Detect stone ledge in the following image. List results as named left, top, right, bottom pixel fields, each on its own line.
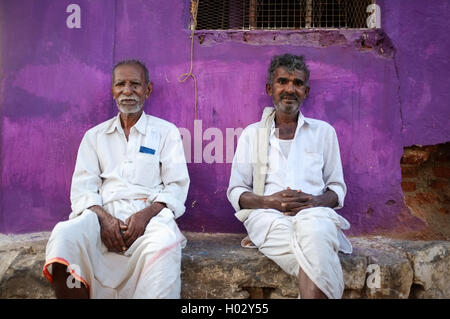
left=0, top=232, right=449, bottom=299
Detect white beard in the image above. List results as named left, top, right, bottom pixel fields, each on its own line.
left=115, top=95, right=143, bottom=114
left=273, top=99, right=300, bottom=114
left=117, top=103, right=143, bottom=114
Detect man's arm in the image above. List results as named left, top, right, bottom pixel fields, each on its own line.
left=89, top=205, right=128, bottom=253
left=239, top=187, right=337, bottom=215
left=70, top=131, right=103, bottom=217
left=227, top=127, right=255, bottom=211
left=280, top=188, right=338, bottom=216
left=321, top=125, right=346, bottom=209
left=121, top=202, right=166, bottom=248
left=152, top=125, right=190, bottom=218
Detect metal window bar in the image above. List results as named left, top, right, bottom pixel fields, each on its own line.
left=194, top=0, right=375, bottom=30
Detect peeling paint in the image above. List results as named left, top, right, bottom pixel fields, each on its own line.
left=196, top=29, right=395, bottom=58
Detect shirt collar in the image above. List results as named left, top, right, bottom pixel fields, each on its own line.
left=106, top=111, right=147, bottom=135
left=270, top=111, right=310, bottom=137
left=133, top=111, right=147, bottom=135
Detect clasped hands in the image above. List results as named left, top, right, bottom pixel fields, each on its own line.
left=98, top=211, right=148, bottom=253
left=266, top=187, right=326, bottom=216
left=91, top=202, right=165, bottom=253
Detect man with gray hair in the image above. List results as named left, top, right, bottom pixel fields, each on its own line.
left=227, top=54, right=352, bottom=299
left=43, top=59, right=190, bottom=298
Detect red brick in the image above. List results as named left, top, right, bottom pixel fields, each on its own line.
left=408, top=205, right=425, bottom=220
left=435, top=151, right=450, bottom=162
left=401, top=182, right=416, bottom=192
left=430, top=180, right=449, bottom=190
left=415, top=192, right=438, bottom=205
left=401, top=148, right=431, bottom=165
left=436, top=143, right=450, bottom=162
left=432, top=166, right=450, bottom=179
left=401, top=165, right=419, bottom=178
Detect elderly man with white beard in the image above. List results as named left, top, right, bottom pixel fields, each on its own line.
left=43, top=59, right=190, bottom=299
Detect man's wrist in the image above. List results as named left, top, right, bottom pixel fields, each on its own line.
left=261, top=195, right=272, bottom=210
left=89, top=205, right=106, bottom=218
left=238, top=192, right=269, bottom=210
left=88, top=205, right=112, bottom=225
left=151, top=201, right=166, bottom=214
left=320, top=189, right=338, bottom=208
left=141, top=202, right=166, bottom=221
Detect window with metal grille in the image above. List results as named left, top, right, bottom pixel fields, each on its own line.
left=194, top=0, right=376, bottom=30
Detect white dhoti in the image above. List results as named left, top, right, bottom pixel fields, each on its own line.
left=43, top=199, right=186, bottom=299
left=244, top=206, right=352, bottom=299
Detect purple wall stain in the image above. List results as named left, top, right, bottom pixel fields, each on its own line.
left=1, top=0, right=448, bottom=236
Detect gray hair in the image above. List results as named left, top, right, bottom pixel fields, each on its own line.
left=113, top=59, right=150, bottom=84
left=267, top=54, right=310, bottom=86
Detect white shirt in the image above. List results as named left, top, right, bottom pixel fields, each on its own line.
left=70, top=111, right=190, bottom=219
left=227, top=112, right=349, bottom=249
left=228, top=112, right=346, bottom=210
left=277, top=138, right=292, bottom=159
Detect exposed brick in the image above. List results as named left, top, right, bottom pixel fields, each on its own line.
left=408, top=205, right=425, bottom=220
left=430, top=180, right=449, bottom=190
left=401, top=182, right=416, bottom=192
left=432, top=167, right=450, bottom=179
left=401, top=143, right=449, bottom=238
left=435, top=152, right=450, bottom=162
left=401, top=165, right=419, bottom=178
left=415, top=192, right=438, bottom=206
left=435, top=143, right=450, bottom=162
left=401, top=148, right=431, bottom=165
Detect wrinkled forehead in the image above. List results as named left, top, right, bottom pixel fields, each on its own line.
left=112, top=64, right=146, bottom=82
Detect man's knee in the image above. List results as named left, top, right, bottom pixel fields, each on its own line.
left=294, top=216, right=339, bottom=249
left=50, top=211, right=98, bottom=242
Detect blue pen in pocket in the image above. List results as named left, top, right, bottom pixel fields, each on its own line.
left=139, top=146, right=155, bottom=155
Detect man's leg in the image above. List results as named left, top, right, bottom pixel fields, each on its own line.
left=298, top=266, right=327, bottom=299
left=291, top=211, right=344, bottom=299
left=257, top=212, right=343, bottom=299
left=120, top=208, right=186, bottom=299
left=44, top=210, right=102, bottom=299
left=257, top=218, right=328, bottom=299
left=51, top=262, right=89, bottom=299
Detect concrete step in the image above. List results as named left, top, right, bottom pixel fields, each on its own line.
left=0, top=232, right=449, bottom=299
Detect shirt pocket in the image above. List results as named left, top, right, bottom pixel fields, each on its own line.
left=133, top=152, right=161, bottom=187
left=302, top=151, right=324, bottom=186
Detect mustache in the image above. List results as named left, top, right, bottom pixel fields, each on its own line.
left=117, top=95, right=139, bottom=103
left=280, top=93, right=299, bottom=100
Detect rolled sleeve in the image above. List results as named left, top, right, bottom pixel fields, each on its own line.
left=322, top=126, right=347, bottom=210
left=228, top=187, right=252, bottom=212
left=70, top=131, right=103, bottom=218
left=70, top=193, right=103, bottom=218
left=155, top=126, right=190, bottom=219
left=227, top=127, right=254, bottom=212
left=153, top=193, right=185, bottom=218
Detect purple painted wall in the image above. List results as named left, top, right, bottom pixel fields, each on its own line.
left=1, top=0, right=449, bottom=236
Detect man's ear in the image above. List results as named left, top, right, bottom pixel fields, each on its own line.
left=305, top=86, right=310, bottom=97
left=266, top=83, right=273, bottom=96
left=146, top=82, right=153, bottom=98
